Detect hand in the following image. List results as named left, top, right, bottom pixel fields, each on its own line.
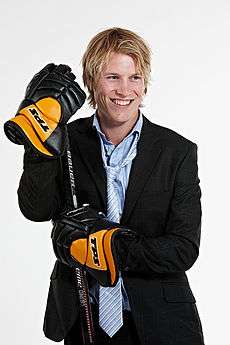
left=51, top=205, right=137, bottom=287
left=4, top=63, right=86, bottom=158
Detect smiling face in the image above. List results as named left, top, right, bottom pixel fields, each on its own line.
left=94, top=52, right=145, bottom=128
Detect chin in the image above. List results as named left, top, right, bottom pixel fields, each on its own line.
left=113, top=105, right=138, bottom=116
left=97, top=101, right=140, bottom=125
left=108, top=111, right=134, bottom=123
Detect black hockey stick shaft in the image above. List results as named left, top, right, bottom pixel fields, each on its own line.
left=66, top=133, right=96, bottom=345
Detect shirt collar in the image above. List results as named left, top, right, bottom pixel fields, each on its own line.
left=92, top=110, right=143, bottom=144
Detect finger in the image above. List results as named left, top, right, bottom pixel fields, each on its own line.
left=65, top=71, right=76, bottom=80
left=43, top=63, right=56, bottom=72
left=55, top=64, right=72, bottom=74
left=37, top=63, right=56, bottom=76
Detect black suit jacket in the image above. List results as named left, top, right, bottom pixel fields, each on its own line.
left=18, top=114, right=204, bottom=344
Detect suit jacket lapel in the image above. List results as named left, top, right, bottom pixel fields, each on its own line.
left=120, top=116, right=162, bottom=224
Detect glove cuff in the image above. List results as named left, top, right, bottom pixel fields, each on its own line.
left=115, top=233, right=138, bottom=271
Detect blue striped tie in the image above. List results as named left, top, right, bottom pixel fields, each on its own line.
left=99, top=165, right=123, bottom=337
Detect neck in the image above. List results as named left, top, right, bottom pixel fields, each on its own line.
left=96, top=112, right=139, bottom=146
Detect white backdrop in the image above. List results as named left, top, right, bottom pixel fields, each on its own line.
left=1, top=0, right=229, bottom=344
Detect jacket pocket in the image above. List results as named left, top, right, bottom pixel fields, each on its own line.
left=160, top=282, right=204, bottom=340
left=162, top=282, right=196, bottom=303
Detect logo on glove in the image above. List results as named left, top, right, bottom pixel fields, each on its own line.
left=29, top=107, right=50, bottom=132
left=90, top=237, right=100, bottom=266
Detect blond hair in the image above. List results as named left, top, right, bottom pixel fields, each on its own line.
left=82, top=27, right=152, bottom=108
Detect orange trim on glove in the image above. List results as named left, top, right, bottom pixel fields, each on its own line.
left=7, top=97, right=62, bottom=157
left=70, top=228, right=120, bottom=285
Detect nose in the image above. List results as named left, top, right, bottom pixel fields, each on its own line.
left=116, top=79, right=131, bottom=97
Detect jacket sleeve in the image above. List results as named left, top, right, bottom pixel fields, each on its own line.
left=117, top=143, right=202, bottom=275
left=17, top=149, right=64, bottom=222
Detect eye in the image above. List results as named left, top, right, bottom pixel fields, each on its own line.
left=106, top=75, right=119, bottom=80
left=132, top=75, right=142, bottom=80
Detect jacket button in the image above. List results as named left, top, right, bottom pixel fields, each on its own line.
left=124, top=266, right=129, bottom=272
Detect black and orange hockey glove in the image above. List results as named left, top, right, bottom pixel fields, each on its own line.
left=51, top=205, right=137, bottom=287
left=4, top=63, right=86, bottom=158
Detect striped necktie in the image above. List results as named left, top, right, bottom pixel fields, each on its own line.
left=99, top=165, right=123, bottom=337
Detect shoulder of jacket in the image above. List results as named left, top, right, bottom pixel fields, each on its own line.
left=67, top=115, right=93, bottom=134
left=144, top=116, right=197, bottom=152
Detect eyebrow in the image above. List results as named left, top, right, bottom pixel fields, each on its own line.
left=104, top=72, right=142, bottom=76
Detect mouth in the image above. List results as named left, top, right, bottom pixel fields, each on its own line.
left=110, top=98, right=134, bottom=106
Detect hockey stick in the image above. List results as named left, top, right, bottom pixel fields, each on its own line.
left=65, top=133, right=95, bottom=345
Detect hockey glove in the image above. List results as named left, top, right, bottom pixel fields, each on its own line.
left=4, top=63, right=86, bottom=158
left=51, top=205, right=137, bottom=287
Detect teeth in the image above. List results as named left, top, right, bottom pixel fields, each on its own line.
left=112, top=99, right=132, bottom=106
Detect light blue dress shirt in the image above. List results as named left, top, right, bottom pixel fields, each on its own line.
left=89, top=111, right=143, bottom=310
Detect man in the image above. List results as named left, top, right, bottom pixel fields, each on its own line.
left=5, top=27, right=205, bottom=344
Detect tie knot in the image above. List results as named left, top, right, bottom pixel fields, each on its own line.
left=106, top=166, right=120, bottom=181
